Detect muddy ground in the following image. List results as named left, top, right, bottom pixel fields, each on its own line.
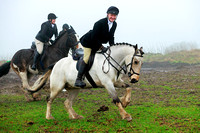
left=0, top=62, right=200, bottom=98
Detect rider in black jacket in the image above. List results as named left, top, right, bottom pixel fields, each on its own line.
left=31, top=13, right=58, bottom=70
left=74, top=6, right=119, bottom=88
left=80, top=17, right=117, bottom=51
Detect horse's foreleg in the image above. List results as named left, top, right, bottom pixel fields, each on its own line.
left=64, top=89, right=83, bottom=119
left=115, top=101, right=132, bottom=121
left=120, top=87, right=132, bottom=108
left=104, top=82, right=132, bottom=121
left=46, top=78, right=65, bottom=120
left=46, top=88, right=62, bottom=119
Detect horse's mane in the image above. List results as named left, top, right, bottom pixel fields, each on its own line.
left=53, top=31, right=67, bottom=44
left=110, top=43, right=137, bottom=49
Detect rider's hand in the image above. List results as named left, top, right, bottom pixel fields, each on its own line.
left=50, top=39, right=54, bottom=44
left=48, top=40, right=54, bottom=46
left=101, top=46, right=108, bottom=53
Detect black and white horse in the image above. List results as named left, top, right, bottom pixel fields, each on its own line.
left=0, top=25, right=80, bottom=101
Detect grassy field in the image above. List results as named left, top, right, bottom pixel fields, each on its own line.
left=0, top=49, right=200, bottom=132
left=1, top=65, right=200, bottom=132
left=0, top=88, right=199, bottom=132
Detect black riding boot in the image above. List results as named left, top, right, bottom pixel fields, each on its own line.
left=31, top=51, right=40, bottom=70
left=75, top=60, right=87, bottom=88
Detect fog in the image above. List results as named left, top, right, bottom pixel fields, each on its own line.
left=0, top=0, right=200, bottom=58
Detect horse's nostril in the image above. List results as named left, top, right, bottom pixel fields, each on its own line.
left=130, top=79, right=138, bottom=83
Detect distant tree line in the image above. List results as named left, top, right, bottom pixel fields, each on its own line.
left=164, top=42, right=198, bottom=54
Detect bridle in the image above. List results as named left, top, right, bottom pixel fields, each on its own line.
left=66, top=31, right=80, bottom=47
left=126, top=53, right=143, bottom=78
left=101, top=48, right=143, bottom=79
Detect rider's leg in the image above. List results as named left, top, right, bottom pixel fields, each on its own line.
left=32, top=39, right=43, bottom=70
left=74, top=47, right=91, bottom=88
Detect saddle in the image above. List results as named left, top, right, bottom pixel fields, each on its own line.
left=73, top=48, right=97, bottom=88
left=31, top=41, right=53, bottom=50
left=31, top=42, right=52, bottom=70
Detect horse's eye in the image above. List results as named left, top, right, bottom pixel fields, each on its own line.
left=134, top=61, right=139, bottom=65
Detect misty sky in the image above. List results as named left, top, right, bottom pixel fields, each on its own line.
left=0, top=0, right=200, bottom=58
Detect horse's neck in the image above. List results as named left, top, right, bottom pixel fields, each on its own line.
left=51, top=34, right=68, bottom=49
left=110, top=45, right=135, bottom=64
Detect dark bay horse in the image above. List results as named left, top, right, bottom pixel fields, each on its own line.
left=0, top=26, right=80, bottom=101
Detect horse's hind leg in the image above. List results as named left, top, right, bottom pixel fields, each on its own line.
left=12, top=63, right=40, bottom=101
left=19, top=71, right=35, bottom=101
left=12, top=64, right=33, bottom=101
left=64, top=89, right=83, bottom=119
left=120, top=87, right=132, bottom=108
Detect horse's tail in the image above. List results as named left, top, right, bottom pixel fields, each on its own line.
left=0, top=61, right=11, bottom=77
left=27, top=69, right=52, bottom=93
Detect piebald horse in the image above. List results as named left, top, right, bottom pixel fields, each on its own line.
left=46, top=43, right=144, bottom=121
left=0, top=25, right=81, bottom=101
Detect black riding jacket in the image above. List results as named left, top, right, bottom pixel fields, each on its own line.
left=36, top=21, right=58, bottom=43
left=80, top=17, right=117, bottom=51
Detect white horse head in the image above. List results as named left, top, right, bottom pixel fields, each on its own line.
left=107, top=43, right=144, bottom=83
left=46, top=43, right=144, bottom=121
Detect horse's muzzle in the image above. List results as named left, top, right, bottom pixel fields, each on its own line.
left=130, top=78, right=138, bottom=83
left=130, top=74, right=139, bottom=83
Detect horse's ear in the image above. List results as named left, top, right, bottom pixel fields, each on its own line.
left=135, top=44, right=138, bottom=51
left=70, top=26, right=74, bottom=31
left=139, top=47, right=145, bottom=55
left=67, top=25, right=76, bottom=34
left=140, top=47, right=143, bottom=51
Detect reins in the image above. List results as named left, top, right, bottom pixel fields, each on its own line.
left=100, top=48, right=126, bottom=79
left=101, top=47, right=143, bottom=79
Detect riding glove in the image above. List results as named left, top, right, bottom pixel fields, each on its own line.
left=101, top=46, right=109, bottom=53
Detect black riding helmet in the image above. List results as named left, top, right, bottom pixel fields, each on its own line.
left=48, top=13, right=57, bottom=19
left=107, top=6, right=119, bottom=15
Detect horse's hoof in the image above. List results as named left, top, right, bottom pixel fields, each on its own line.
left=32, top=93, right=42, bottom=101
left=126, top=117, right=132, bottom=122
left=46, top=116, right=55, bottom=120
left=26, top=99, right=34, bottom=102
left=70, top=115, right=84, bottom=119
left=123, top=114, right=132, bottom=122
left=25, top=96, right=34, bottom=102
left=124, top=83, right=130, bottom=87
left=77, top=115, right=84, bottom=119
